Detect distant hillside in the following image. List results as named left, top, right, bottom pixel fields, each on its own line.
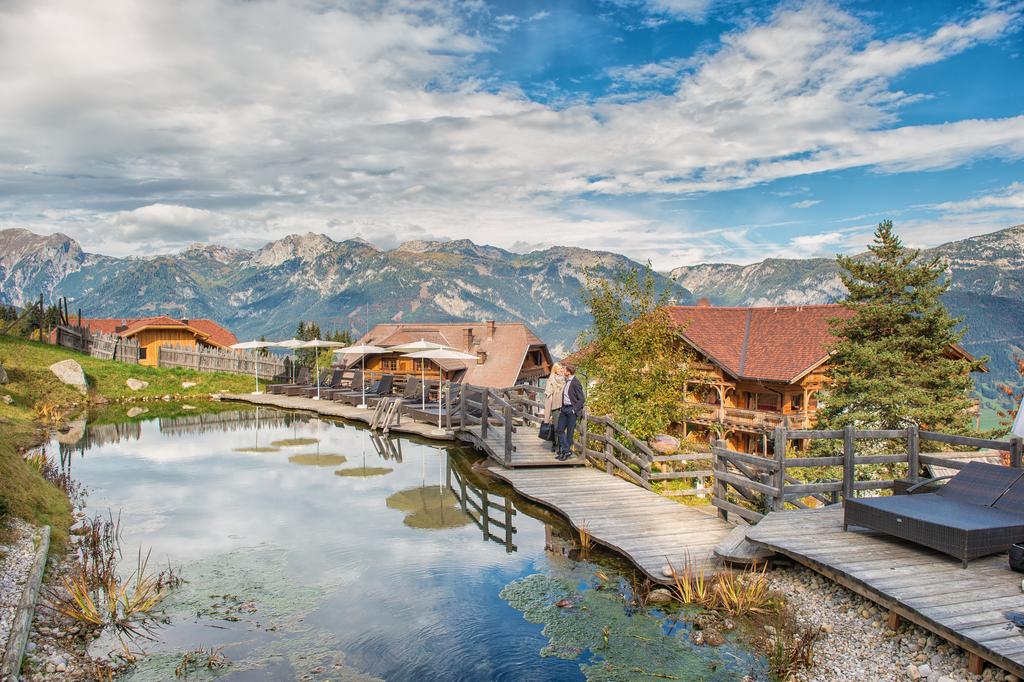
left=0, top=229, right=692, bottom=357
left=671, top=224, right=1024, bottom=402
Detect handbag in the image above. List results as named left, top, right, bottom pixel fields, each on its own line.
left=539, top=422, right=553, bottom=441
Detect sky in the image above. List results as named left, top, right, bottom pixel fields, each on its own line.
left=0, top=0, right=1022, bottom=269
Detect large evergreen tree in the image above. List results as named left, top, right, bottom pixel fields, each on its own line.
left=817, top=221, right=985, bottom=433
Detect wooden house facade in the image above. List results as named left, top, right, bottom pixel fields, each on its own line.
left=67, top=316, right=238, bottom=367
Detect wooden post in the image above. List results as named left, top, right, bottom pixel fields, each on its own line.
left=445, top=381, right=452, bottom=430
left=773, top=427, right=786, bottom=512
left=907, top=425, right=920, bottom=479
left=968, top=653, right=984, bottom=676
left=481, top=490, right=490, bottom=537
left=504, top=405, right=513, bottom=465
left=579, top=409, right=588, bottom=460
left=605, top=422, right=614, bottom=475
left=843, top=425, right=856, bottom=502
left=480, top=389, right=489, bottom=440
left=886, top=610, right=902, bottom=631
left=458, top=383, right=467, bottom=428
left=504, top=498, right=514, bottom=553
left=712, top=439, right=727, bottom=521
left=1011, top=437, right=1024, bottom=469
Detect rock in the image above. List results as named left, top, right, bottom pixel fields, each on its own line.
left=1, top=394, right=11, bottom=404
left=721, top=618, right=735, bottom=631
left=703, top=629, right=725, bottom=646
left=821, top=623, right=834, bottom=634
left=162, top=394, right=172, bottom=401
left=649, top=434, right=680, bottom=455
left=0, top=361, right=7, bottom=384
left=918, top=664, right=932, bottom=677
left=182, top=404, right=197, bottom=410
left=937, top=677, right=954, bottom=682
left=182, top=381, right=198, bottom=388
left=661, top=564, right=674, bottom=578
left=908, top=664, right=921, bottom=680
left=763, top=625, right=776, bottom=635
left=690, top=630, right=705, bottom=645
left=49, top=359, right=88, bottom=394
left=126, top=407, right=148, bottom=418
left=647, top=588, right=673, bottom=604
left=125, top=378, right=149, bottom=391
left=55, top=418, right=86, bottom=445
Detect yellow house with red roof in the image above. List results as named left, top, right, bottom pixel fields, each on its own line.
left=68, top=316, right=238, bottom=367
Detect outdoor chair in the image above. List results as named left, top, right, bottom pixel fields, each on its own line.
left=843, top=461, right=1024, bottom=567
left=334, top=374, right=395, bottom=406
left=323, top=370, right=362, bottom=400
left=283, top=369, right=330, bottom=396
left=269, top=366, right=311, bottom=394
left=293, top=368, right=345, bottom=398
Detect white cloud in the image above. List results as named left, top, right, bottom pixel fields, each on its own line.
left=931, top=182, right=1024, bottom=212
left=0, top=0, right=1021, bottom=265
left=791, top=199, right=821, bottom=209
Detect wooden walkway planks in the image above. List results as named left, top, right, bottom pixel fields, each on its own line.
left=746, top=508, right=1024, bottom=678
left=486, top=465, right=732, bottom=584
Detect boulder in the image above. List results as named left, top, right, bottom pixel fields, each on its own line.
left=649, top=434, right=680, bottom=455
left=182, top=404, right=197, bottom=410
left=126, top=407, right=148, bottom=418
left=181, top=381, right=198, bottom=389
left=1, top=394, right=12, bottom=404
left=125, top=378, right=149, bottom=391
left=647, top=588, right=673, bottom=604
left=55, top=419, right=86, bottom=445
left=49, top=359, right=88, bottom=394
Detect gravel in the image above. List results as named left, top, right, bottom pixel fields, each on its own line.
left=0, top=517, right=39, bottom=667
left=768, top=564, right=1022, bottom=682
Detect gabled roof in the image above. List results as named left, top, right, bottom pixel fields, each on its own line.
left=71, top=317, right=238, bottom=349
left=353, top=321, right=550, bottom=388
left=667, top=304, right=854, bottom=384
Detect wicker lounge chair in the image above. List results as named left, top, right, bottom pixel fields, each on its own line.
left=334, top=374, right=395, bottom=406
left=269, top=366, right=311, bottom=395
left=844, top=461, right=1024, bottom=567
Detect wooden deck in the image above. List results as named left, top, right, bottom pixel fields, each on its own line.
left=487, top=465, right=732, bottom=583
left=746, top=507, right=1024, bottom=678
left=456, top=425, right=586, bottom=467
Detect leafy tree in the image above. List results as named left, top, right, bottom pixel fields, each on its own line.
left=817, top=221, right=985, bottom=434
left=295, top=320, right=322, bottom=367
left=578, top=264, right=696, bottom=440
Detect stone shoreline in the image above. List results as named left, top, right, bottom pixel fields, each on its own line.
left=768, top=565, right=1022, bottom=682
left=0, top=518, right=38, bottom=680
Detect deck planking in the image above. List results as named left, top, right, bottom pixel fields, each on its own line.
left=486, top=465, right=732, bottom=584
left=746, top=507, right=1024, bottom=678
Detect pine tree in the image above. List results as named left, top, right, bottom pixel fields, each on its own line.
left=817, top=220, right=985, bottom=433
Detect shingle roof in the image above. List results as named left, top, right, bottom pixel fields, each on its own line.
left=667, top=304, right=854, bottom=383
left=354, top=321, right=550, bottom=388
left=71, top=317, right=238, bottom=349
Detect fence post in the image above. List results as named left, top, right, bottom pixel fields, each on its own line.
left=579, top=409, right=588, bottom=460
left=445, top=381, right=452, bottom=431
left=773, top=427, right=786, bottom=512
left=712, top=439, right=727, bottom=522
left=1011, top=437, right=1023, bottom=469
left=458, top=383, right=467, bottom=427
left=907, top=425, right=920, bottom=479
left=604, top=421, right=614, bottom=475
left=842, top=424, right=856, bottom=502
left=480, top=389, right=489, bottom=440
left=504, top=405, right=513, bottom=465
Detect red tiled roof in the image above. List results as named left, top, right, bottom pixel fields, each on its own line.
left=71, top=317, right=237, bottom=349
left=667, top=304, right=854, bottom=383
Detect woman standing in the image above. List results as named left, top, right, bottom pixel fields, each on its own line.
left=543, top=363, right=565, bottom=453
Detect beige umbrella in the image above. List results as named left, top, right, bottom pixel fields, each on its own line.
left=334, top=344, right=387, bottom=408
left=387, top=340, right=453, bottom=410
left=230, top=340, right=276, bottom=394
left=298, top=339, right=347, bottom=399
left=402, top=348, right=478, bottom=431
left=272, top=338, right=306, bottom=382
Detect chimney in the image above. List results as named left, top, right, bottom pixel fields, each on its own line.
left=181, top=318, right=189, bottom=326
left=463, top=327, right=474, bottom=350
left=486, top=320, right=496, bottom=340
left=476, top=350, right=487, bottom=365
left=697, top=297, right=712, bottom=307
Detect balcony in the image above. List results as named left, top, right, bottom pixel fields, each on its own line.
left=682, top=401, right=816, bottom=431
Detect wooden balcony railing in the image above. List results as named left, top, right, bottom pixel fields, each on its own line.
left=682, top=400, right=816, bottom=430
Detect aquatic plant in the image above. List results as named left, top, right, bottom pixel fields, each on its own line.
left=577, top=522, right=592, bottom=557
left=77, top=511, right=122, bottom=588
left=667, top=557, right=714, bottom=609
left=713, top=563, right=774, bottom=617
left=174, top=646, right=229, bottom=677
left=765, top=625, right=820, bottom=679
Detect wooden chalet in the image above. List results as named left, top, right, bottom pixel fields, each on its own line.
left=667, top=303, right=980, bottom=453
left=67, top=316, right=238, bottom=367
left=348, top=320, right=552, bottom=389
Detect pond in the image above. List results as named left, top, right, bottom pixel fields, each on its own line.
left=52, top=407, right=768, bottom=681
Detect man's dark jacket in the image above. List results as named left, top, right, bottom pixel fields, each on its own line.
left=563, top=376, right=586, bottom=413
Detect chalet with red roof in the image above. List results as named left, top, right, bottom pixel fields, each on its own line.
left=66, top=316, right=238, bottom=367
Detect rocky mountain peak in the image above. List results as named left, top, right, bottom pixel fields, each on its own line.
left=0, top=228, right=82, bottom=270
left=182, top=242, right=249, bottom=264
left=249, top=232, right=338, bottom=267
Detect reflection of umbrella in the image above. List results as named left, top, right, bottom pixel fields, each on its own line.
left=299, top=339, right=346, bottom=399
left=402, top=348, right=478, bottom=430
left=334, top=344, right=386, bottom=408
left=388, top=340, right=452, bottom=410
left=230, top=340, right=275, bottom=393
left=272, top=338, right=306, bottom=382
left=385, top=486, right=471, bottom=529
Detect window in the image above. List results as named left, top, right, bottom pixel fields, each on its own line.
left=381, top=358, right=398, bottom=371
left=790, top=393, right=803, bottom=411
left=139, top=347, right=147, bottom=360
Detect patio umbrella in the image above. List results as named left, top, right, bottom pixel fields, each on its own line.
left=298, top=339, right=347, bottom=399
left=334, top=344, right=387, bottom=408
left=402, top=348, right=478, bottom=431
left=387, top=340, right=452, bottom=410
left=272, top=338, right=306, bottom=382
left=230, top=340, right=276, bottom=394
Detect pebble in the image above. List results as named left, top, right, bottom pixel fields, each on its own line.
left=0, top=518, right=40, bottom=657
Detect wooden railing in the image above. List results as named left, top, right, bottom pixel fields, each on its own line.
left=682, top=400, right=816, bottom=430
left=711, top=426, right=1024, bottom=523
left=449, top=460, right=517, bottom=552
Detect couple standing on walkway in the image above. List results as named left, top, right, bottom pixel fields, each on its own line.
left=543, top=362, right=585, bottom=461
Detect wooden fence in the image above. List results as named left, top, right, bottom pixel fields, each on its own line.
left=711, top=426, right=1024, bottom=524
left=54, top=324, right=139, bottom=363
left=157, top=344, right=285, bottom=377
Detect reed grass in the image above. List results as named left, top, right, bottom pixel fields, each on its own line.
left=666, top=557, right=777, bottom=616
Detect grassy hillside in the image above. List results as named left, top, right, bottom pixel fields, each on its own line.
left=0, top=335, right=262, bottom=545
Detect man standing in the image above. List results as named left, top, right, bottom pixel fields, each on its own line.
left=555, top=364, right=585, bottom=461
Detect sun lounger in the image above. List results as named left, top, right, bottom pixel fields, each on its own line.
left=334, top=374, right=395, bottom=406
left=283, top=369, right=330, bottom=396
left=844, top=461, right=1024, bottom=567
left=322, top=370, right=362, bottom=400
left=293, top=368, right=345, bottom=398
left=269, top=366, right=311, bottom=395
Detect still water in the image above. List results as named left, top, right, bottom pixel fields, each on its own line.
left=53, top=407, right=766, bottom=681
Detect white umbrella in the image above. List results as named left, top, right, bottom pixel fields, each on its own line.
left=299, top=339, right=347, bottom=399
left=272, top=338, right=306, bottom=382
left=387, top=340, right=453, bottom=410
left=1012, top=395, right=1024, bottom=439
left=230, top=340, right=275, bottom=394
left=334, top=344, right=387, bottom=408
left=402, top=348, right=477, bottom=430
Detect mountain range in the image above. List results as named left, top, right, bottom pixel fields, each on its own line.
left=1, top=224, right=1022, bottom=403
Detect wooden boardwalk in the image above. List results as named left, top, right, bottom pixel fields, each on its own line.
left=487, top=465, right=731, bottom=583
left=456, top=424, right=586, bottom=467
left=747, top=508, right=1024, bottom=678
